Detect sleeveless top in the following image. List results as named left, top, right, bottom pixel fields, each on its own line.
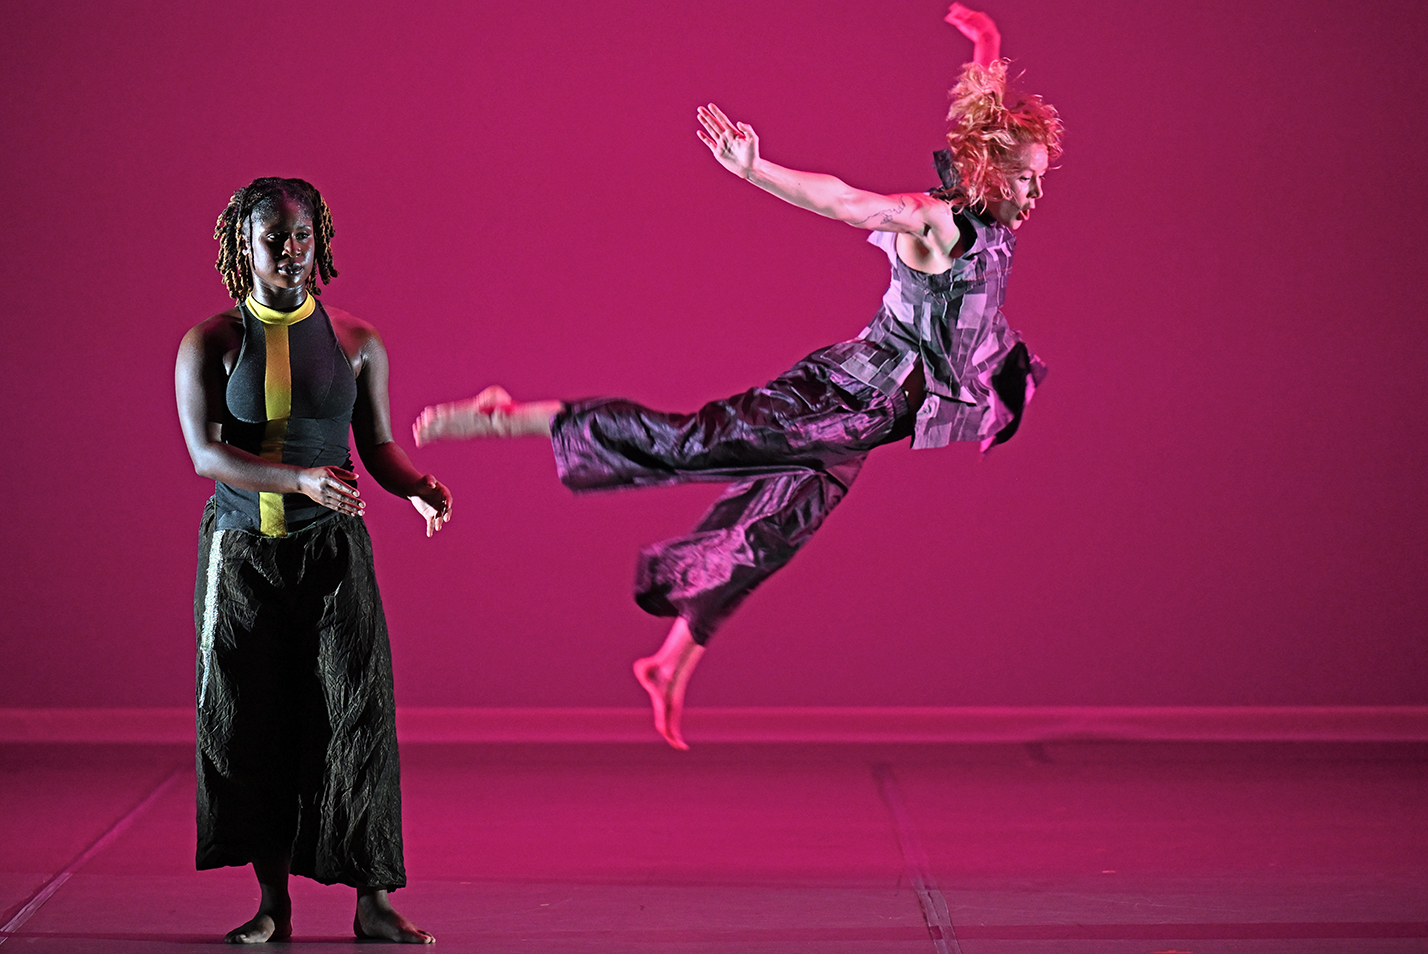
left=213, top=297, right=358, bottom=536
left=835, top=158, right=1047, bottom=451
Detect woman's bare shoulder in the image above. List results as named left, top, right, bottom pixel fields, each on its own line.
left=181, top=307, right=242, bottom=347
left=323, top=302, right=381, bottom=339
left=322, top=302, right=388, bottom=372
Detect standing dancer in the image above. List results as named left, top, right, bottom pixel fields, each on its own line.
left=176, top=177, right=448, bottom=943
left=415, top=5, right=1059, bottom=749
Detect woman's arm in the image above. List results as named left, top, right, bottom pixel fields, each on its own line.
left=696, top=104, right=961, bottom=252
left=175, top=317, right=366, bottom=517
left=945, top=3, right=1000, bottom=67
left=345, top=322, right=453, bottom=537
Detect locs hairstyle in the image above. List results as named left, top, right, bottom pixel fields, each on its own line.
left=938, top=60, right=1063, bottom=210
left=214, top=177, right=338, bottom=302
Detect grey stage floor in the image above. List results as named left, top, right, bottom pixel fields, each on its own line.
left=2, top=741, right=1426, bottom=952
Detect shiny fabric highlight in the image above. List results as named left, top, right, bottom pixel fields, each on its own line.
left=553, top=345, right=911, bottom=644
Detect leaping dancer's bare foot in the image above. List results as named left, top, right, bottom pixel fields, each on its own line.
left=633, top=618, right=705, bottom=750
left=355, top=888, right=435, bottom=944
left=413, top=385, right=562, bottom=445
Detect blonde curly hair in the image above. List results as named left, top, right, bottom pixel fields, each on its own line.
left=941, top=60, right=1063, bottom=209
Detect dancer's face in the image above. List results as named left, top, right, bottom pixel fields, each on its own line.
left=242, top=197, right=315, bottom=295
left=983, top=143, right=1048, bottom=230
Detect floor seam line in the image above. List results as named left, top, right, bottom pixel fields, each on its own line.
left=0, top=763, right=185, bottom=943
left=872, top=761, right=963, bottom=954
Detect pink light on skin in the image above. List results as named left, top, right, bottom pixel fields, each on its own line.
left=946, top=2, right=1001, bottom=67
left=981, top=143, right=1048, bottom=231
left=417, top=3, right=1050, bottom=751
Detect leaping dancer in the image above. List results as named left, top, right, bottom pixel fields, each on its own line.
left=415, top=4, right=1061, bottom=749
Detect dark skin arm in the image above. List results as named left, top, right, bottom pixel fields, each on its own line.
left=176, top=305, right=451, bottom=535
left=332, top=306, right=452, bottom=536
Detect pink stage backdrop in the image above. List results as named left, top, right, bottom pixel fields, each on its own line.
left=1, top=0, right=1424, bottom=710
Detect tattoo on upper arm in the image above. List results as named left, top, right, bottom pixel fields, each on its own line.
left=851, top=198, right=909, bottom=228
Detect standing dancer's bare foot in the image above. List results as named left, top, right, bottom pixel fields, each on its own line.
left=225, top=909, right=292, bottom=944
left=633, top=618, right=705, bottom=750
left=413, top=385, right=562, bottom=445
left=354, top=888, right=435, bottom=944
left=225, top=856, right=292, bottom=943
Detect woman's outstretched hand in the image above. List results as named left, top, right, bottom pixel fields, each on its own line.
left=407, top=475, right=453, bottom=538
left=945, top=3, right=1000, bottom=66
left=697, top=103, right=758, bottom=179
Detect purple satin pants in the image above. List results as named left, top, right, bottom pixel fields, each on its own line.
left=552, top=344, right=913, bottom=644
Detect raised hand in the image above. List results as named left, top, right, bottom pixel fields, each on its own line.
left=945, top=3, right=1000, bottom=66
left=696, top=103, right=759, bottom=179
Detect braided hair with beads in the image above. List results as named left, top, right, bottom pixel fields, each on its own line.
left=214, top=177, right=338, bottom=302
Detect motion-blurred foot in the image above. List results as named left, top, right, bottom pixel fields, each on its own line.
left=413, top=386, right=561, bottom=445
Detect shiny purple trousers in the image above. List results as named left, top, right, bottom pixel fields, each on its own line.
left=552, top=344, right=912, bottom=644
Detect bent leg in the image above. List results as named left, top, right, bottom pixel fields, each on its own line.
left=545, top=349, right=907, bottom=746
left=632, top=619, right=704, bottom=750
left=628, top=458, right=864, bottom=748
left=635, top=456, right=866, bottom=645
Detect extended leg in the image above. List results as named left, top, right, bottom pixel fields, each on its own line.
left=419, top=348, right=900, bottom=485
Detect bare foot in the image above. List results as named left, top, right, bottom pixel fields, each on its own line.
left=355, top=888, right=434, bottom=944
left=225, top=907, right=291, bottom=944
left=227, top=856, right=292, bottom=943
left=633, top=618, right=705, bottom=750
left=413, top=385, right=561, bottom=445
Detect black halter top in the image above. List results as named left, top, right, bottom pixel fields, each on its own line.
left=213, top=297, right=358, bottom=536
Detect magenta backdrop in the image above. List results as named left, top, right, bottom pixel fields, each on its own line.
left=1, top=0, right=1425, bottom=710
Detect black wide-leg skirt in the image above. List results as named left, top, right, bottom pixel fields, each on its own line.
left=193, top=502, right=406, bottom=888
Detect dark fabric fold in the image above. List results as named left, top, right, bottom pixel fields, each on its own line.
left=194, top=501, right=405, bottom=888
